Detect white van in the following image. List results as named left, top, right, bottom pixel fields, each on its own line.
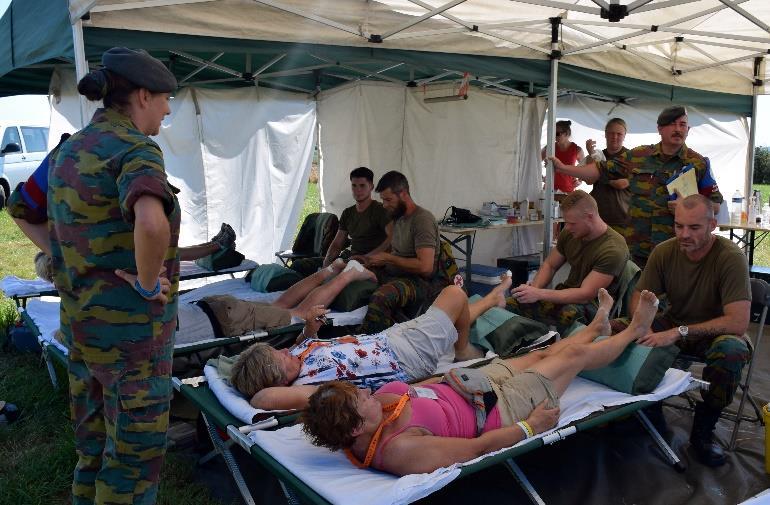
left=0, top=123, right=49, bottom=208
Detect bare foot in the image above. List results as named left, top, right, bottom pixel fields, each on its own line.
left=627, top=290, right=659, bottom=337
left=327, top=258, right=346, bottom=275
left=488, top=274, right=513, bottom=308
left=454, top=343, right=485, bottom=362
left=587, top=288, right=613, bottom=336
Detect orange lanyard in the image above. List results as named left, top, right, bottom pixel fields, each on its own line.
left=344, top=393, right=410, bottom=469
left=296, top=336, right=360, bottom=362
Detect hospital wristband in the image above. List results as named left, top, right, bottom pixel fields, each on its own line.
left=516, top=421, right=534, bottom=439
left=134, top=279, right=161, bottom=298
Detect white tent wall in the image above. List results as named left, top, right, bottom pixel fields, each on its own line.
left=318, top=81, right=547, bottom=266
left=48, top=70, right=317, bottom=264
left=544, top=94, right=749, bottom=222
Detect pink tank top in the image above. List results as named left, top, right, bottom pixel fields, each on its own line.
left=372, top=382, right=501, bottom=467
left=554, top=142, right=579, bottom=193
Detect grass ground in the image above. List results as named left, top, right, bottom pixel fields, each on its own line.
left=0, top=182, right=320, bottom=505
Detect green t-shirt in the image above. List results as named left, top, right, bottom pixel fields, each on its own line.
left=339, top=201, right=391, bottom=255
left=388, top=206, right=439, bottom=275
left=556, top=226, right=629, bottom=298
left=637, top=235, right=751, bottom=325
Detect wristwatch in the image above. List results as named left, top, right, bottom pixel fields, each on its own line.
left=678, top=325, right=689, bottom=341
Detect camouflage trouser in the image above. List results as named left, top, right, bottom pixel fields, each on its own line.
left=610, top=316, right=750, bottom=410
left=505, top=296, right=598, bottom=335
left=68, top=343, right=173, bottom=504
left=360, top=271, right=446, bottom=334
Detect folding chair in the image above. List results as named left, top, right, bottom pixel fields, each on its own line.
left=727, top=277, right=769, bottom=450
left=275, top=212, right=339, bottom=268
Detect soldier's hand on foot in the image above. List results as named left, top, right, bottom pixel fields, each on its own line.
left=637, top=329, right=678, bottom=347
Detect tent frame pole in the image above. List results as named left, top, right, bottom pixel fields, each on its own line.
left=543, top=17, right=561, bottom=259
left=71, top=17, right=89, bottom=128
left=746, top=57, right=763, bottom=199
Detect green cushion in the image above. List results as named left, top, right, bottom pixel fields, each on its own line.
left=468, top=295, right=549, bottom=355
left=578, top=337, right=680, bottom=394
left=195, top=247, right=244, bottom=271
left=249, top=264, right=303, bottom=293
left=330, top=280, right=378, bottom=312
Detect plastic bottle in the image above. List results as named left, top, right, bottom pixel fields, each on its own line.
left=749, top=194, right=757, bottom=226
left=763, top=204, right=770, bottom=228
left=754, top=190, right=763, bottom=226
left=731, top=190, right=743, bottom=226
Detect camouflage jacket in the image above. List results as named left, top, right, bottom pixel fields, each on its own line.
left=48, top=107, right=181, bottom=364
left=597, top=142, right=722, bottom=266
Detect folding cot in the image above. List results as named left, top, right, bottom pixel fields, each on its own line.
left=175, top=358, right=705, bottom=505
left=1, top=258, right=259, bottom=308
left=17, top=275, right=370, bottom=387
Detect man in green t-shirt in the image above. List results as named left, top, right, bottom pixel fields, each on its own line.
left=322, top=167, right=392, bottom=268
left=507, top=190, right=630, bottom=333
left=358, top=170, right=448, bottom=334
left=611, top=194, right=751, bottom=467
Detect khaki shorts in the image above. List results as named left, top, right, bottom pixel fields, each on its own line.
left=201, top=295, right=292, bottom=336
left=480, top=358, right=560, bottom=427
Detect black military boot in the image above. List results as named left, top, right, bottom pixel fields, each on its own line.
left=690, top=402, right=726, bottom=467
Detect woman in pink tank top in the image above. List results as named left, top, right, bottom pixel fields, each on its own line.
left=302, top=289, right=663, bottom=476
left=541, top=120, right=584, bottom=193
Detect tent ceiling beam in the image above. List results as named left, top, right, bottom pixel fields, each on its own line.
left=656, top=1, right=748, bottom=29
left=308, top=54, right=404, bottom=85
left=70, top=1, right=97, bottom=22
left=677, top=38, right=768, bottom=54
left=626, top=0, right=655, bottom=13
left=562, top=25, right=650, bottom=55
left=90, top=0, right=215, bottom=14
left=477, top=27, right=550, bottom=54
left=170, top=50, right=241, bottom=78
left=717, top=0, right=770, bottom=35
left=678, top=51, right=768, bottom=75
left=590, top=0, right=610, bottom=10
left=255, top=78, right=313, bottom=94
left=181, top=76, right=241, bottom=86
left=509, top=0, right=598, bottom=16
left=259, top=63, right=333, bottom=79
left=471, top=75, right=527, bottom=96
left=379, top=0, right=469, bottom=40
left=250, top=0, right=365, bottom=39
left=179, top=51, right=223, bottom=84
left=416, top=70, right=456, bottom=86
left=565, top=19, right=769, bottom=45
left=683, top=42, right=754, bottom=83
left=633, top=0, right=705, bottom=15
left=562, top=22, right=671, bottom=72
left=407, top=0, right=474, bottom=30
left=253, top=53, right=287, bottom=76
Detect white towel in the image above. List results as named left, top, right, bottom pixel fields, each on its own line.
left=1, top=276, right=55, bottom=297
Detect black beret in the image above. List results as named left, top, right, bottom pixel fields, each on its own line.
left=102, top=47, right=177, bottom=93
left=657, top=105, right=687, bottom=126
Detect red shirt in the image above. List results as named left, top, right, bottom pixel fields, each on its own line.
left=554, top=142, right=579, bottom=193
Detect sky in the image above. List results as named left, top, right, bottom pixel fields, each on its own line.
left=2, top=0, right=770, bottom=145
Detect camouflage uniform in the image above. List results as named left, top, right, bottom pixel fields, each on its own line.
left=505, top=294, right=596, bottom=335
left=597, top=143, right=722, bottom=267
left=49, top=108, right=180, bottom=504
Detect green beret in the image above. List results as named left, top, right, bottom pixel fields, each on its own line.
left=657, top=105, right=687, bottom=126
left=102, top=47, right=177, bottom=93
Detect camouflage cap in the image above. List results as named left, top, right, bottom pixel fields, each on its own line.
left=102, top=47, right=177, bottom=93
left=657, top=105, right=687, bottom=126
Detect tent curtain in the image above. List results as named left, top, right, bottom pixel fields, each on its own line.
left=318, top=81, right=547, bottom=265
left=49, top=72, right=317, bottom=264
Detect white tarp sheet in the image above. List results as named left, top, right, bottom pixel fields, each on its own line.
left=318, top=81, right=547, bottom=264
left=544, top=94, right=750, bottom=221
left=48, top=70, right=317, bottom=264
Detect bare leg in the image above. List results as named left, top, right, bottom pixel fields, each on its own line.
left=468, top=274, right=513, bottom=322
left=530, top=290, right=659, bottom=396
left=289, top=266, right=377, bottom=317
left=273, top=259, right=345, bottom=309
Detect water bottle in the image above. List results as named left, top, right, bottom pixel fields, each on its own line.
left=763, top=203, right=770, bottom=228
left=754, top=190, right=763, bottom=226
left=731, top=190, right=743, bottom=226
left=749, top=194, right=757, bottom=226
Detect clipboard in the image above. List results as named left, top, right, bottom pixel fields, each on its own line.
left=666, top=164, right=698, bottom=198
